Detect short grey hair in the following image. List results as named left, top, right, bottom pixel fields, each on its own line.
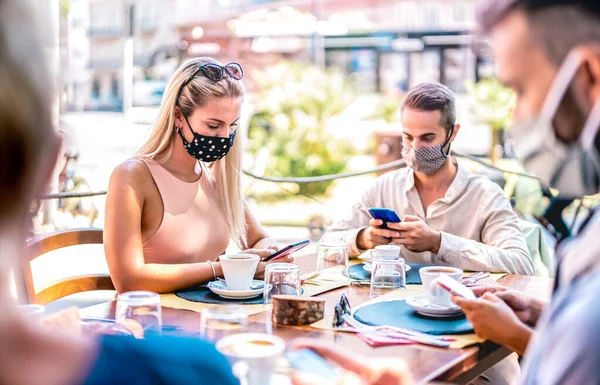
left=477, top=0, right=600, bottom=65
left=401, top=82, right=456, bottom=133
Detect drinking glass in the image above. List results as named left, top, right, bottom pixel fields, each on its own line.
left=116, top=291, right=162, bottom=338
left=316, top=242, right=349, bottom=278
left=370, top=257, right=406, bottom=299
left=263, top=263, right=301, bottom=304
left=200, top=305, right=248, bottom=342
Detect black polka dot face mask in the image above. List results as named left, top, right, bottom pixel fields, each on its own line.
left=177, top=116, right=236, bottom=162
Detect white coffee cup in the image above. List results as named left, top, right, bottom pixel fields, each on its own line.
left=216, top=333, right=285, bottom=385
left=369, top=244, right=401, bottom=259
left=220, top=254, right=260, bottom=291
left=419, top=266, right=463, bottom=307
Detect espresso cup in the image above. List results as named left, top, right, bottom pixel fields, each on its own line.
left=369, top=244, right=401, bottom=259
left=220, top=254, right=260, bottom=291
left=419, top=266, right=463, bottom=307
left=216, top=333, right=285, bottom=385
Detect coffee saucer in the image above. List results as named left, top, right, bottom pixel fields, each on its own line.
left=406, top=295, right=463, bottom=318
left=363, top=262, right=411, bottom=273
left=207, top=280, right=271, bottom=300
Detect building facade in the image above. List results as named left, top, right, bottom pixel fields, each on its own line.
left=63, top=0, right=488, bottom=111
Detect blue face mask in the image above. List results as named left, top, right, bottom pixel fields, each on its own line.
left=177, top=115, right=236, bottom=162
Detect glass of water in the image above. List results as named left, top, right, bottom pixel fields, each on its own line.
left=116, top=291, right=162, bottom=338
left=263, top=263, right=301, bottom=304
left=370, top=257, right=406, bottom=299
left=200, top=305, right=248, bottom=342
left=317, top=242, right=349, bottom=278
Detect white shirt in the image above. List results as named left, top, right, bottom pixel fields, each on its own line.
left=321, top=159, right=534, bottom=275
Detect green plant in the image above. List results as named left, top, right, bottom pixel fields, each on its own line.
left=247, top=61, right=356, bottom=196
left=368, top=94, right=404, bottom=124
left=465, top=78, right=515, bottom=162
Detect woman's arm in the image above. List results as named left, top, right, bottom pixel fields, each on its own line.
left=104, top=161, right=224, bottom=293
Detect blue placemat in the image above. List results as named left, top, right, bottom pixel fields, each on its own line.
left=175, top=284, right=302, bottom=305
left=348, top=263, right=432, bottom=284
left=353, top=299, right=472, bottom=335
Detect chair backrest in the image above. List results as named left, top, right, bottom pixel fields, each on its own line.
left=518, top=219, right=555, bottom=278
left=22, top=227, right=115, bottom=305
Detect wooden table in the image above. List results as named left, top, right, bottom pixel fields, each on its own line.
left=81, top=254, right=552, bottom=384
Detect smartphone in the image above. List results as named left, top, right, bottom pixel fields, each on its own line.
left=285, top=349, right=339, bottom=383
left=368, top=207, right=402, bottom=230
left=262, top=239, right=310, bottom=262
left=436, top=273, right=477, bottom=300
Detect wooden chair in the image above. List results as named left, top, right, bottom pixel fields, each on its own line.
left=22, top=228, right=115, bottom=305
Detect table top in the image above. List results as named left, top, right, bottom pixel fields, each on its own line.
left=80, top=253, right=552, bottom=384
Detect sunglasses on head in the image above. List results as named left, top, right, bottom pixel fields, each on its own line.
left=177, top=62, right=243, bottom=103
left=179, top=62, right=243, bottom=90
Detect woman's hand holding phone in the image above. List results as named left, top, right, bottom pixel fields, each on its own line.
left=237, top=248, right=293, bottom=279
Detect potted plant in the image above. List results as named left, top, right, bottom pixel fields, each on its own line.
left=247, top=61, right=356, bottom=196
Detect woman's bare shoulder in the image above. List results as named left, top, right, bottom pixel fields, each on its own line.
left=109, top=159, right=156, bottom=196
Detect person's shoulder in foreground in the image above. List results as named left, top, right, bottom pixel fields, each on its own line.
left=81, top=335, right=239, bottom=385
left=521, top=270, right=600, bottom=384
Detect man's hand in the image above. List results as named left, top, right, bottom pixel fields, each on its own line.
left=453, top=293, right=533, bottom=355
left=357, top=219, right=401, bottom=250
left=494, top=290, right=533, bottom=324
left=388, top=216, right=441, bottom=253
left=472, top=286, right=532, bottom=324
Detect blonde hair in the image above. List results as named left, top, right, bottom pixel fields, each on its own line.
left=136, top=57, right=247, bottom=248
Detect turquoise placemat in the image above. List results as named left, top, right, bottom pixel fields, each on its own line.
left=349, top=263, right=432, bottom=284
left=175, top=284, right=302, bottom=305
left=353, top=299, right=472, bottom=335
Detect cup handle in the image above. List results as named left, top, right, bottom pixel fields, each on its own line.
left=429, top=278, right=441, bottom=297
left=370, top=250, right=377, bottom=259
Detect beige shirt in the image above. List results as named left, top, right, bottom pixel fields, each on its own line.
left=322, top=159, right=534, bottom=275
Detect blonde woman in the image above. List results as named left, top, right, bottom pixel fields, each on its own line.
left=104, top=57, right=290, bottom=293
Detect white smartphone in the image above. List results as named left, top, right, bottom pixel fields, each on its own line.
left=436, top=273, right=477, bottom=300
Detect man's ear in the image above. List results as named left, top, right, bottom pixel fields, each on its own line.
left=579, top=46, right=600, bottom=109
left=450, top=123, right=460, bottom=142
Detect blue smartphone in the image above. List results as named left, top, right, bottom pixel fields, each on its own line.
left=368, top=207, right=402, bottom=229
left=285, top=349, right=339, bottom=382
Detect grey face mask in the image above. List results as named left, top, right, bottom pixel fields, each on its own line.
left=507, top=51, right=600, bottom=198
left=401, top=127, right=453, bottom=175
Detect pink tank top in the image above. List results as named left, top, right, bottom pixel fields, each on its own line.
left=141, top=159, right=230, bottom=264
